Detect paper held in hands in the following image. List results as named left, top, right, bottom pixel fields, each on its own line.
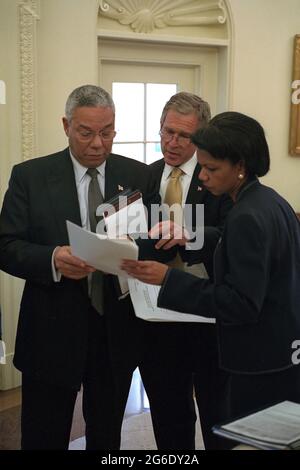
left=66, top=220, right=138, bottom=276
left=99, top=190, right=147, bottom=238
left=128, top=278, right=216, bottom=323
left=213, top=400, right=300, bottom=450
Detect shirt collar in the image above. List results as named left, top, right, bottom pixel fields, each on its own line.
left=69, top=149, right=106, bottom=183
left=163, top=153, right=197, bottom=180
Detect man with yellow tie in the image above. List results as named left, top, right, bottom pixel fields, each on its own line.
left=138, top=92, right=233, bottom=449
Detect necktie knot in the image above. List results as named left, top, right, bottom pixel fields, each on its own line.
left=87, top=168, right=99, bottom=179
left=170, top=167, right=184, bottom=180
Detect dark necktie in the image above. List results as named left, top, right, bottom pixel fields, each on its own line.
left=87, top=168, right=104, bottom=314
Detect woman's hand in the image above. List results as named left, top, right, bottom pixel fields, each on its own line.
left=121, top=259, right=168, bottom=285
left=149, top=221, right=190, bottom=250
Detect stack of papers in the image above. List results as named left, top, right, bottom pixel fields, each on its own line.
left=128, top=278, right=215, bottom=323
left=213, top=401, right=300, bottom=450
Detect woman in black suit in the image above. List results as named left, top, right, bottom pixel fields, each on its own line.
left=122, top=111, right=300, bottom=443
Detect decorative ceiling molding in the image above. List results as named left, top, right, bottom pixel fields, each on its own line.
left=19, top=0, right=40, bottom=160
left=98, top=0, right=227, bottom=34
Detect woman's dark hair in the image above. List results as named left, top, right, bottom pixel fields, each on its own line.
left=191, top=111, right=270, bottom=177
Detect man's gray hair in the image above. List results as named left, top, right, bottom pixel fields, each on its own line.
left=65, top=84, right=115, bottom=122
left=160, top=91, right=211, bottom=128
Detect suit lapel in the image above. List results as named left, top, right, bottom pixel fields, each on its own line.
left=185, top=163, right=207, bottom=204
left=47, top=149, right=82, bottom=243
left=104, top=156, right=121, bottom=201
left=150, top=159, right=165, bottom=193
left=104, top=154, right=135, bottom=201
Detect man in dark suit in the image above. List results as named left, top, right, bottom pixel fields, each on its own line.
left=138, top=92, right=232, bottom=449
left=0, top=85, right=157, bottom=450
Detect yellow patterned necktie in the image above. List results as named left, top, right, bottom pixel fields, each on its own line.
left=164, top=167, right=183, bottom=206
left=164, top=167, right=184, bottom=226
left=164, top=167, right=185, bottom=269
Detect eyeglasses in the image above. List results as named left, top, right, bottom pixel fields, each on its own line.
left=77, top=129, right=116, bottom=142
left=159, top=128, right=192, bottom=146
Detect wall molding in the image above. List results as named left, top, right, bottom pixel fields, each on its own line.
left=97, top=29, right=229, bottom=46
left=99, top=0, right=227, bottom=34
left=19, top=0, right=40, bottom=161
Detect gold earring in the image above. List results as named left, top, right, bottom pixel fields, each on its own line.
left=238, top=174, right=244, bottom=180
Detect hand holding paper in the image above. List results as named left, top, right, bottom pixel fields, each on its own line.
left=54, top=245, right=96, bottom=280
left=67, top=220, right=138, bottom=276
left=121, top=259, right=169, bottom=285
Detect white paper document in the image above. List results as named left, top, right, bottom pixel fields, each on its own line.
left=0, top=340, right=6, bottom=364
left=104, top=196, right=148, bottom=238
left=66, top=220, right=138, bottom=276
left=128, top=278, right=216, bottom=323
left=214, top=400, right=300, bottom=450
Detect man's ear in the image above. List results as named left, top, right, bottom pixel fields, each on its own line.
left=62, top=117, right=69, bottom=136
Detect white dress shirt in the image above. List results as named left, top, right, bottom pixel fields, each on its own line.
left=52, top=150, right=106, bottom=281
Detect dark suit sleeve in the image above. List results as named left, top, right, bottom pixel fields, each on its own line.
left=136, top=238, right=177, bottom=263
left=180, top=193, right=233, bottom=276
left=0, top=165, right=56, bottom=284
left=137, top=166, right=178, bottom=263
left=158, top=212, right=269, bottom=325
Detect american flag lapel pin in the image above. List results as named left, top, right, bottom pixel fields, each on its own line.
left=118, top=184, right=124, bottom=191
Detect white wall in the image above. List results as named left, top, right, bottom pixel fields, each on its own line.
left=36, top=0, right=99, bottom=156
left=0, top=0, right=23, bottom=389
left=228, top=0, right=300, bottom=210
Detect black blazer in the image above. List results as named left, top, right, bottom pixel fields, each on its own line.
left=0, top=148, right=156, bottom=388
left=149, top=158, right=233, bottom=277
left=158, top=179, right=300, bottom=373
